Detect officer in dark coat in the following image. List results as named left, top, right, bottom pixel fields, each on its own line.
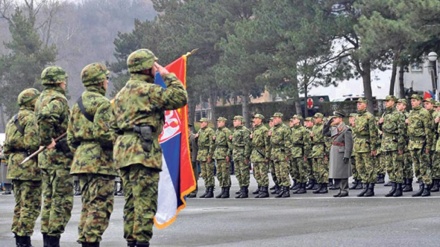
left=324, top=111, right=353, bottom=197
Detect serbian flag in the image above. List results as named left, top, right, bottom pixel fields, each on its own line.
left=424, top=91, right=435, bottom=100
left=153, top=53, right=196, bottom=229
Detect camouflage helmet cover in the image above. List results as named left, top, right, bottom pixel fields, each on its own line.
left=127, top=49, right=158, bottom=73
left=41, top=66, right=67, bottom=85
left=18, top=88, right=40, bottom=106
left=81, top=63, right=109, bottom=86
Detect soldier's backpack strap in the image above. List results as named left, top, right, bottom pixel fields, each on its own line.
left=76, top=96, right=94, bottom=122
left=13, top=114, right=25, bottom=136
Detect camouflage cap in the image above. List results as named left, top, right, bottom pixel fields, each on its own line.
left=349, top=113, right=358, bottom=117
left=41, top=66, right=67, bottom=85
left=291, top=114, right=303, bottom=120
left=199, top=118, right=209, bottom=122
left=357, top=98, right=367, bottom=104
left=385, top=95, right=397, bottom=101
left=217, top=117, right=227, bottom=121
left=397, top=98, right=407, bottom=105
left=81, top=63, right=109, bottom=86
left=253, top=113, right=265, bottom=119
left=269, top=117, right=274, bottom=121
left=233, top=115, right=244, bottom=121
left=127, top=49, right=158, bottom=74
left=17, top=88, right=40, bottom=106
left=435, top=102, right=440, bottom=107
left=423, top=97, right=435, bottom=104
left=333, top=110, right=345, bottom=118
left=304, top=117, right=313, bottom=122
left=313, top=112, right=324, bottom=118
left=273, top=112, right=283, bottom=118
left=411, top=94, right=423, bottom=100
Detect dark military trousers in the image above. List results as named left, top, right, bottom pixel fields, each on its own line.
left=432, top=152, right=440, bottom=180
left=410, top=149, right=432, bottom=185
left=235, top=160, right=250, bottom=187
left=120, top=164, right=159, bottom=243
left=312, top=157, right=328, bottom=184
left=355, top=152, right=376, bottom=183
left=41, top=168, right=73, bottom=237
left=383, top=151, right=403, bottom=184
left=402, top=151, right=413, bottom=179
left=351, top=156, right=360, bottom=180
left=216, top=159, right=231, bottom=187
left=200, top=161, right=215, bottom=187
left=275, top=160, right=291, bottom=187
left=269, top=160, right=278, bottom=185
left=292, top=157, right=307, bottom=183
left=11, top=180, right=41, bottom=236
left=253, top=162, right=269, bottom=187
left=77, top=174, right=114, bottom=243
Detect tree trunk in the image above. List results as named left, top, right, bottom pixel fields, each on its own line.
left=292, top=65, right=302, bottom=116
left=187, top=93, right=196, bottom=126
left=304, top=79, right=308, bottom=117
left=0, top=104, right=5, bottom=132
left=398, top=65, right=405, bottom=98
left=209, top=89, right=217, bottom=128
left=389, top=59, right=397, bottom=95
left=361, top=61, right=374, bottom=114
left=241, top=88, right=250, bottom=128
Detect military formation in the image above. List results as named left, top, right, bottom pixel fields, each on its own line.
left=192, top=94, right=440, bottom=200
left=3, top=48, right=187, bottom=247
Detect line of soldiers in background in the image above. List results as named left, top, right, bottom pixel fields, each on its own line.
left=188, top=93, right=439, bottom=198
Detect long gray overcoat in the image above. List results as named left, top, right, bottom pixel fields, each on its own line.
left=325, top=122, right=353, bottom=179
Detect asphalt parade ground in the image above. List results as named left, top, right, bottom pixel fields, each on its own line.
left=1, top=176, right=440, bottom=247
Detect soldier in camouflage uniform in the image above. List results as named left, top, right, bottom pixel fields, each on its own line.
left=111, top=49, right=188, bottom=247
left=407, top=94, right=433, bottom=197
left=196, top=118, right=215, bottom=198
left=378, top=95, right=406, bottom=197
left=268, top=117, right=280, bottom=193
left=304, top=117, right=317, bottom=190
left=4, top=88, right=41, bottom=247
left=348, top=113, right=362, bottom=190
left=35, top=66, right=74, bottom=247
left=231, top=115, right=251, bottom=198
left=187, top=125, right=199, bottom=198
left=250, top=114, right=270, bottom=198
left=270, top=112, right=292, bottom=198
left=310, top=113, right=329, bottom=194
left=290, top=115, right=311, bottom=194
left=432, top=102, right=440, bottom=192
left=288, top=117, right=300, bottom=191
left=67, top=63, right=117, bottom=247
left=396, top=99, right=413, bottom=192
left=425, top=98, right=439, bottom=192
left=376, top=116, right=386, bottom=184
left=352, top=98, right=378, bottom=197
left=213, top=117, right=232, bottom=198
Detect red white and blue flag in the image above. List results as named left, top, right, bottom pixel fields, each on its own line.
left=153, top=54, right=196, bottom=229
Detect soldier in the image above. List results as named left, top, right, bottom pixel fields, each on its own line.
left=288, top=117, right=300, bottom=191
left=376, top=116, right=386, bottom=184
left=290, top=115, right=311, bottom=194
left=408, top=94, right=433, bottom=197
left=310, top=113, right=328, bottom=194
left=213, top=117, right=232, bottom=198
left=304, top=117, right=317, bottom=190
left=4, top=88, right=41, bottom=247
left=111, top=49, right=188, bottom=247
left=67, top=63, right=117, bottom=247
left=187, top=124, right=199, bottom=198
left=250, top=114, right=270, bottom=198
left=432, top=102, right=440, bottom=192
left=348, top=113, right=362, bottom=190
left=378, top=95, right=406, bottom=197
left=268, top=117, right=280, bottom=193
left=231, top=115, right=251, bottom=198
left=270, top=112, right=292, bottom=198
left=352, top=98, right=378, bottom=197
left=195, top=118, right=215, bottom=198
left=35, top=66, right=74, bottom=247
left=396, top=99, right=413, bottom=192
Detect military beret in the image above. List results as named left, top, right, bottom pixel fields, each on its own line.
left=349, top=113, right=358, bottom=117
left=291, top=114, right=303, bottom=120
left=333, top=111, right=345, bottom=118
left=423, top=97, right=435, bottom=104
left=357, top=98, right=368, bottom=103
left=217, top=117, right=227, bottom=121
left=385, top=95, right=397, bottom=101
left=397, top=98, right=407, bottom=105
left=233, top=115, right=244, bottom=121
left=273, top=112, right=283, bottom=118
left=411, top=94, right=423, bottom=100
left=304, top=117, right=313, bottom=121
left=313, top=112, right=324, bottom=118
left=199, top=118, right=209, bottom=122
left=253, top=113, right=265, bottom=119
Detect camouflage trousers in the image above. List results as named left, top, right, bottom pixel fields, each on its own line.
left=410, top=149, right=432, bottom=185
left=291, top=157, right=307, bottom=183
left=376, top=155, right=385, bottom=175
left=252, top=162, right=269, bottom=187
left=269, top=161, right=278, bottom=185
left=200, top=161, right=215, bottom=187
left=355, top=152, right=376, bottom=183
left=41, top=168, right=73, bottom=237
left=289, top=160, right=299, bottom=181
left=432, top=152, right=440, bottom=179
left=382, top=151, right=403, bottom=184
left=77, top=174, right=114, bottom=243
left=312, top=157, right=328, bottom=183
left=235, top=160, right=250, bottom=187
left=216, top=159, right=231, bottom=188
left=402, top=151, right=413, bottom=179
left=351, top=157, right=360, bottom=180
left=11, top=180, right=41, bottom=236
left=120, top=164, right=159, bottom=243
left=306, top=158, right=315, bottom=181
left=275, top=160, right=291, bottom=187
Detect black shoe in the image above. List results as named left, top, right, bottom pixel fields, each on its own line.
left=275, top=187, right=285, bottom=198
left=333, top=191, right=341, bottom=197
left=339, top=191, right=349, bottom=197
left=82, top=242, right=100, bottom=247
left=385, top=182, right=396, bottom=197
left=412, top=183, right=424, bottom=197
left=291, top=183, right=300, bottom=191
left=137, top=242, right=150, bottom=247
left=293, top=183, right=306, bottom=194
left=43, top=233, right=49, bottom=247
left=127, top=241, right=136, bottom=247
left=357, top=183, right=368, bottom=197
left=187, top=192, right=197, bottom=198
left=236, top=187, right=248, bottom=199
left=48, top=235, right=60, bottom=247
left=349, top=180, right=359, bottom=190
left=306, top=179, right=315, bottom=190
left=281, top=186, right=290, bottom=197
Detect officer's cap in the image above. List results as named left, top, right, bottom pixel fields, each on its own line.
left=313, top=112, right=324, bottom=118
left=411, top=94, right=423, bottom=100
left=333, top=111, right=345, bottom=118
left=397, top=99, right=407, bottom=105
left=385, top=95, right=397, bottom=102
left=217, top=117, right=227, bottom=122
left=199, top=118, right=209, bottom=122
left=253, top=113, right=265, bottom=120
left=273, top=112, right=283, bottom=118
left=357, top=98, right=368, bottom=104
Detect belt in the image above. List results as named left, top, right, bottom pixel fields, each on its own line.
left=332, top=142, right=345, bottom=147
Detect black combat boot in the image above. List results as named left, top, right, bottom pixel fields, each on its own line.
left=385, top=182, right=396, bottom=197
left=315, top=183, right=328, bottom=194
left=403, top=178, right=413, bottom=192
left=312, top=183, right=322, bottom=194
left=275, top=186, right=285, bottom=198
left=137, top=242, right=150, bottom=247
left=127, top=241, right=136, bottom=247
left=236, top=186, right=248, bottom=198
left=199, top=187, right=208, bottom=198
left=221, top=187, right=230, bottom=198
left=271, top=185, right=281, bottom=194
left=384, top=180, right=392, bottom=186
left=216, top=188, right=225, bottom=198
left=430, top=179, right=439, bottom=192
left=15, top=234, right=22, bottom=247
left=257, top=186, right=269, bottom=198
left=252, top=186, right=260, bottom=195
left=48, top=235, right=60, bottom=247
left=306, top=179, right=316, bottom=190
left=281, top=186, right=290, bottom=197
left=349, top=179, right=359, bottom=190
left=82, top=242, right=100, bottom=247
left=376, top=174, right=385, bottom=184
left=204, top=186, right=214, bottom=198
left=357, top=183, right=369, bottom=197
left=412, top=183, right=424, bottom=197
left=42, top=233, right=49, bottom=247
left=364, top=183, right=375, bottom=197
left=291, top=182, right=301, bottom=191
left=422, top=184, right=431, bottom=197
left=3, top=183, right=12, bottom=195
left=293, top=183, right=306, bottom=194
left=393, top=183, right=403, bottom=197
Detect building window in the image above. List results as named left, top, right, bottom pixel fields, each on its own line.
left=410, top=62, right=423, bottom=72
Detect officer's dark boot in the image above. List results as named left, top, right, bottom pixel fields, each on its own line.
left=393, top=183, right=403, bottom=197
left=376, top=174, right=385, bottom=184
left=403, top=178, right=413, bottom=192
left=14, top=234, right=22, bottom=247
left=216, top=187, right=225, bottom=198
left=357, top=183, right=369, bottom=197
left=275, top=186, right=285, bottom=198
left=349, top=179, right=359, bottom=190
left=257, top=186, right=269, bottom=198
left=204, top=186, right=214, bottom=198
left=42, top=233, right=49, bottom=247
left=199, top=187, right=208, bottom=198
left=221, top=187, right=230, bottom=198
left=137, top=242, right=150, bottom=247
left=306, top=179, right=315, bottom=190
left=316, top=183, right=328, bottom=194
left=312, top=183, right=322, bottom=193
left=412, top=183, right=425, bottom=197
left=422, top=184, right=431, bottom=197
left=385, top=182, right=396, bottom=197
left=127, top=241, right=136, bottom=247
left=364, top=183, right=375, bottom=197
left=431, top=179, right=439, bottom=192
left=281, top=186, right=290, bottom=197
left=271, top=185, right=280, bottom=194
left=252, top=186, right=260, bottom=195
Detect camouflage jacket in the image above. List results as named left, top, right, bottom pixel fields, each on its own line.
left=112, top=73, right=188, bottom=170
left=250, top=123, right=269, bottom=163
left=353, top=109, right=378, bottom=153
left=310, top=123, right=326, bottom=158
left=213, top=126, right=232, bottom=160
left=196, top=126, right=215, bottom=162
left=231, top=125, right=251, bottom=161
left=67, top=86, right=117, bottom=176
left=407, top=106, right=433, bottom=150
left=290, top=125, right=311, bottom=158
left=3, top=107, right=41, bottom=180
left=378, top=107, right=406, bottom=152
left=35, top=86, right=72, bottom=169
left=270, top=123, right=291, bottom=161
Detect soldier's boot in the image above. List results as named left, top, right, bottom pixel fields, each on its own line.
left=357, top=183, right=369, bottom=197
left=187, top=190, right=197, bottom=198
left=328, top=179, right=333, bottom=187
left=312, top=183, right=322, bottom=194
left=127, top=241, right=136, bottom=247
left=199, top=187, right=209, bottom=198
left=312, top=182, right=320, bottom=190
left=216, top=188, right=225, bottom=198
left=204, top=186, right=214, bottom=198
left=291, top=181, right=300, bottom=191
left=355, top=181, right=364, bottom=189
left=384, top=180, right=392, bottom=187
left=281, top=186, right=291, bottom=198
left=412, top=183, right=425, bottom=197
left=137, top=242, right=150, bottom=247
left=393, top=183, right=403, bottom=197
left=422, top=184, right=431, bottom=197
left=3, top=183, right=12, bottom=195
left=221, top=187, right=230, bottom=198
left=239, top=186, right=249, bottom=198
left=364, top=183, right=375, bottom=197
left=385, top=182, right=396, bottom=197
left=306, top=179, right=315, bottom=190
left=349, top=179, right=359, bottom=190
left=257, top=186, right=269, bottom=198
left=293, top=183, right=306, bottom=194
left=275, top=186, right=285, bottom=198
left=21, top=236, right=33, bottom=247
left=270, top=184, right=276, bottom=190
left=403, top=178, right=413, bottom=192
left=271, top=185, right=280, bottom=194
left=48, top=235, right=60, bottom=247
left=376, top=174, right=385, bottom=184
left=252, top=186, right=260, bottom=195
left=316, top=183, right=328, bottom=194
left=15, top=235, right=23, bottom=247
left=82, top=242, right=99, bottom=247
left=42, top=233, right=49, bottom=247
left=430, top=179, right=439, bottom=192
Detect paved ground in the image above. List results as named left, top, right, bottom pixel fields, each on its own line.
left=1, top=177, right=440, bottom=247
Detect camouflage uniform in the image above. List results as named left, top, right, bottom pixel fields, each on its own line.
left=111, top=49, right=188, bottom=245
left=348, top=113, right=362, bottom=189
left=35, top=66, right=73, bottom=244
left=196, top=119, right=215, bottom=198
left=212, top=117, right=232, bottom=198
left=250, top=114, right=270, bottom=198
left=304, top=117, right=315, bottom=189
left=231, top=115, right=251, bottom=198
left=67, top=63, right=117, bottom=244
left=429, top=100, right=440, bottom=191
left=310, top=113, right=328, bottom=193
left=290, top=115, right=311, bottom=194
left=4, top=88, right=41, bottom=246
